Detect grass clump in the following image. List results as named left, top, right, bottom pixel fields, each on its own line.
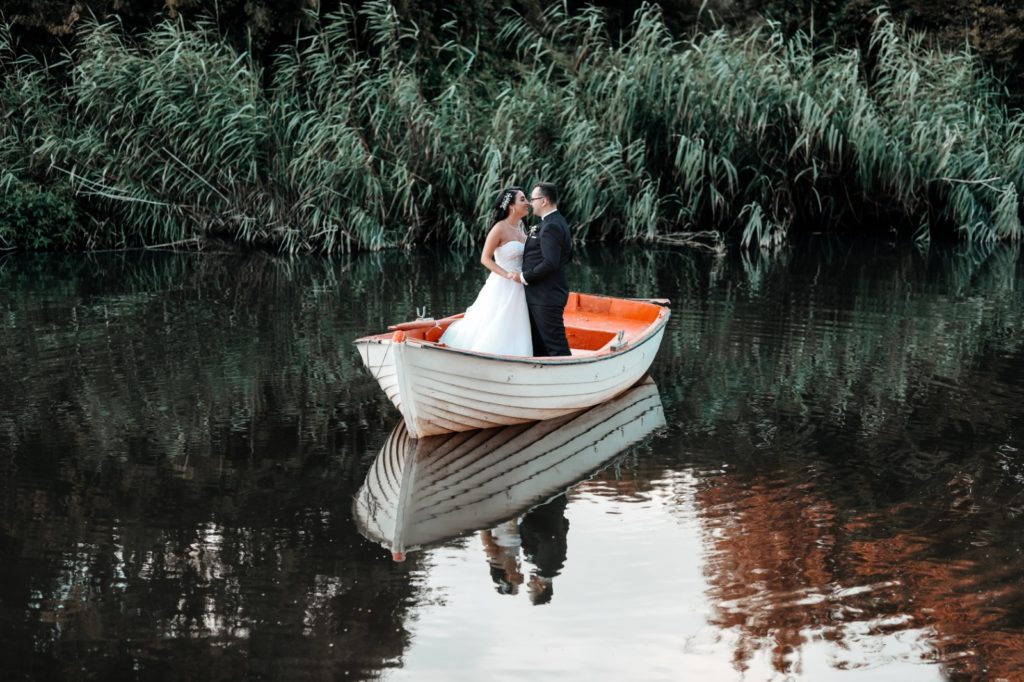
left=1, top=2, right=1022, bottom=252
left=0, top=179, right=80, bottom=249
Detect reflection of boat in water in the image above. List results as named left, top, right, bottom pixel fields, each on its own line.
left=353, top=379, right=666, bottom=560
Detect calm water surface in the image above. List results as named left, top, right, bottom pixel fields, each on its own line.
left=2, top=241, right=1023, bottom=681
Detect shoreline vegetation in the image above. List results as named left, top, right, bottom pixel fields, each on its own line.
left=2, top=1, right=1023, bottom=253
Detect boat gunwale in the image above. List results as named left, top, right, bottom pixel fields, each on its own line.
left=353, top=307, right=670, bottom=367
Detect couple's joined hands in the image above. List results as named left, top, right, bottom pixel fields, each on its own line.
left=505, top=271, right=524, bottom=284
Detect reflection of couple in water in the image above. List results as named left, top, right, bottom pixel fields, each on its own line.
left=480, top=494, right=569, bottom=605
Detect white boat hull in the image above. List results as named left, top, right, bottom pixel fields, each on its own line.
left=356, top=322, right=666, bottom=438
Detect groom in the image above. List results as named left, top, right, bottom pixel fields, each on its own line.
left=514, top=182, right=572, bottom=357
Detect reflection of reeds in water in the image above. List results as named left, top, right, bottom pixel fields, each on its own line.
left=695, top=469, right=1024, bottom=678
left=664, top=242, right=1024, bottom=438
left=0, top=253, right=381, bottom=469
left=1, top=477, right=418, bottom=679
left=3, top=4, right=1024, bottom=250
left=0, top=255, right=426, bottom=674
left=3, top=240, right=1022, bottom=471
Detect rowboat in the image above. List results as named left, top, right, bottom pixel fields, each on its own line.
left=353, top=378, right=665, bottom=560
left=354, top=292, right=670, bottom=438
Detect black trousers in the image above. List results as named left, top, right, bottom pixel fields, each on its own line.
left=528, top=304, right=570, bottom=357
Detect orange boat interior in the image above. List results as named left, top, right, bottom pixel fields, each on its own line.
left=375, top=293, right=667, bottom=357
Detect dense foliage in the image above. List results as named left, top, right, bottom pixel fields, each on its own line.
left=1, top=2, right=1023, bottom=251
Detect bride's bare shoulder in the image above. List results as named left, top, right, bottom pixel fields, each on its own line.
left=486, top=222, right=507, bottom=241
left=488, top=222, right=521, bottom=247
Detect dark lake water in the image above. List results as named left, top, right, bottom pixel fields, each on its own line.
left=2, top=241, right=1023, bottom=681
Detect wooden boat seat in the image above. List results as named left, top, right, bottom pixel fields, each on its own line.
left=563, top=293, right=663, bottom=354
left=565, top=326, right=617, bottom=352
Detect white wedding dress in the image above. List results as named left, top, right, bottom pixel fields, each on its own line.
left=440, top=240, right=533, bottom=356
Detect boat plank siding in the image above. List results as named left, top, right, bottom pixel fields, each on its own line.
left=354, top=296, right=670, bottom=438
left=414, top=384, right=587, bottom=420
left=414, top=406, right=519, bottom=435
left=399, top=328, right=665, bottom=436
left=409, top=361, right=650, bottom=399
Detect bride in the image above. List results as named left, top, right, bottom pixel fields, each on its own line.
left=440, top=187, right=533, bottom=356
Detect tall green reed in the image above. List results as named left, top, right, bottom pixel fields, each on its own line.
left=515, top=5, right=1024, bottom=247
left=1, top=2, right=1021, bottom=252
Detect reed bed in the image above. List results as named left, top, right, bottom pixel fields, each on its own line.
left=1, top=2, right=1022, bottom=251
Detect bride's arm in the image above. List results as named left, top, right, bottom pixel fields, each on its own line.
left=480, top=224, right=513, bottom=278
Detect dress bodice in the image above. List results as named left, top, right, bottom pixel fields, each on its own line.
left=494, top=240, right=525, bottom=273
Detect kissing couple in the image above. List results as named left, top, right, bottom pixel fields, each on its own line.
left=440, top=182, right=572, bottom=358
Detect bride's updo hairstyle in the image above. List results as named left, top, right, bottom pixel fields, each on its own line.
left=490, top=187, right=522, bottom=224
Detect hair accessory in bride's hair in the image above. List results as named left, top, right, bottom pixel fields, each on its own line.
left=499, top=191, right=512, bottom=211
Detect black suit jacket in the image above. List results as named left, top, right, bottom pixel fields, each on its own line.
left=522, top=210, right=571, bottom=308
